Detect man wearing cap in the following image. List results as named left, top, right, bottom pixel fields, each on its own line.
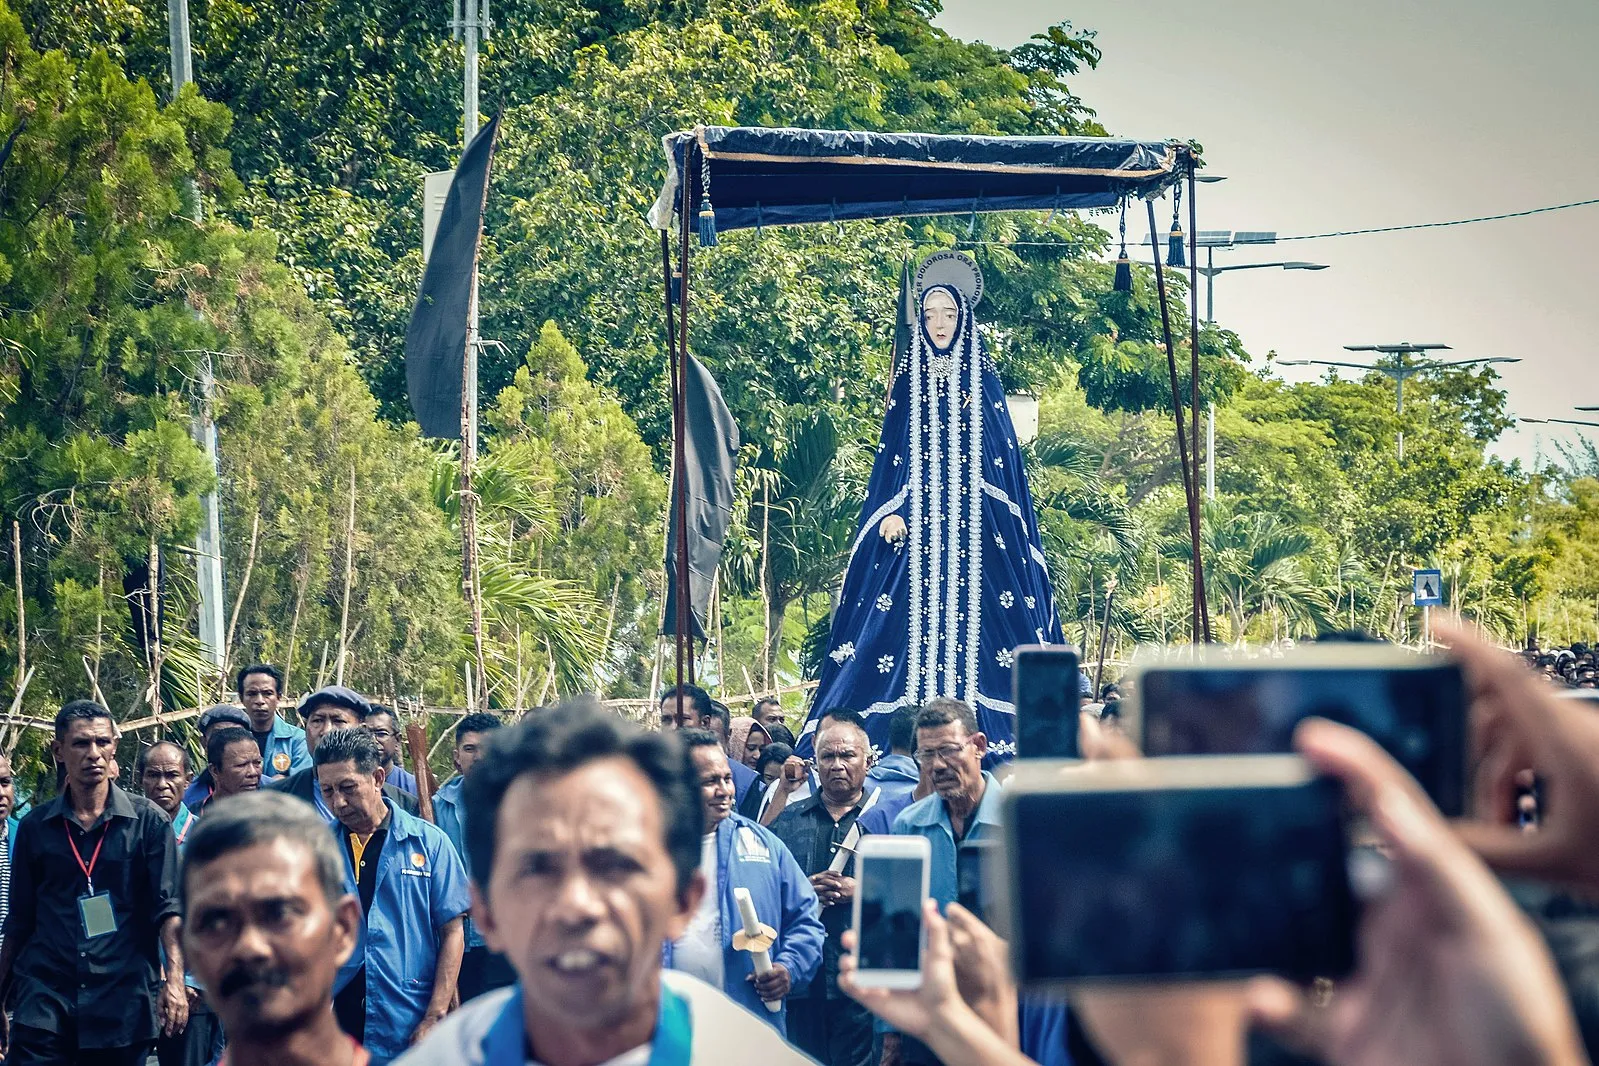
left=182, top=706, right=253, bottom=812
left=273, top=687, right=419, bottom=821
left=237, top=664, right=310, bottom=784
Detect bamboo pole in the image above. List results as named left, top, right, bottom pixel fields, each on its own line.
left=336, top=467, right=357, bottom=687
left=222, top=509, right=261, bottom=682
left=11, top=521, right=24, bottom=693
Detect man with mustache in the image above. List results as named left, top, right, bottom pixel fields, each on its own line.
left=392, top=700, right=815, bottom=1066
left=182, top=790, right=365, bottom=1066
left=881, top=698, right=1003, bottom=1066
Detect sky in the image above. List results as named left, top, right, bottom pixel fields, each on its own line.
left=934, top=0, right=1599, bottom=467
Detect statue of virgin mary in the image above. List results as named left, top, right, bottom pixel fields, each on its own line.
left=799, top=252, right=1064, bottom=762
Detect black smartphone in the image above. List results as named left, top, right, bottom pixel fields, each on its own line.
left=1013, top=646, right=1082, bottom=759
left=1136, top=648, right=1468, bottom=816
left=1003, top=757, right=1358, bottom=985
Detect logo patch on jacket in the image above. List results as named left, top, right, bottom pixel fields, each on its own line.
left=735, top=826, right=770, bottom=863
left=272, top=752, right=291, bottom=773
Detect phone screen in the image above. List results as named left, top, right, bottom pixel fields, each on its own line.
left=856, top=854, right=926, bottom=973
left=1014, top=648, right=1082, bottom=759
left=1011, top=778, right=1357, bottom=983
left=1139, top=662, right=1466, bottom=815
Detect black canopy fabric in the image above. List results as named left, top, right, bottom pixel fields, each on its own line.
left=406, top=113, right=500, bottom=439
left=662, top=353, right=741, bottom=639
left=648, top=125, right=1192, bottom=234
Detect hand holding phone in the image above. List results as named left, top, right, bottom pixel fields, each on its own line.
left=852, top=835, right=932, bottom=989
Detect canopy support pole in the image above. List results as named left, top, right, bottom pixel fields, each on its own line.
left=670, top=151, right=696, bottom=691
left=1147, top=198, right=1207, bottom=644
left=1186, top=170, right=1212, bottom=641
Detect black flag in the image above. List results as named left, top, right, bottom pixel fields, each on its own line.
left=405, top=112, right=500, bottom=438
left=663, top=354, right=740, bottom=638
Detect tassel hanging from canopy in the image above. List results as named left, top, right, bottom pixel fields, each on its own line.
left=1113, top=199, right=1133, bottom=292
left=698, top=150, right=718, bottom=246
left=1167, top=184, right=1186, bottom=268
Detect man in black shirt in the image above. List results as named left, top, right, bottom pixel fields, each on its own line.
left=769, top=709, right=877, bottom=1066
left=0, top=700, right=187, bottom=1065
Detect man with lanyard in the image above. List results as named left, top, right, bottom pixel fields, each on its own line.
left=272, top=687, right=419, bottom=820
left=667, top=730, right=823, bottom=1035
left=392, top=700, right=814, bottom=1066
left=431, top=711, right=515, bottom=1002
left=183, top=707, right=252, bottom=813
left=140, top=741, right=223, bottom=1066
left=317, top=728, right=468, bottom=1064
left=885, top=698, right=1069, bottom=1066
left=361, top=705, right=418, bottom=796
left=0, top=700, right=187, bottom=1065
left=182, top=791, right=367, bottom=1066
left=769, top=710, right=880, bottom=1066
left=236, top=664, right=311, bottom=785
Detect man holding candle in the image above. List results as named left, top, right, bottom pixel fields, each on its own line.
left=769, top=710, right=878, bottom=1066
left=669, top=730, right=823, bottom=1036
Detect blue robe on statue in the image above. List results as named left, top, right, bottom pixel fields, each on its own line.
left=799, top=280, right=1063, bottom=763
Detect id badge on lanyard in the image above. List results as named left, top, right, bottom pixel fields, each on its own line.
left=67, top=824, right=117, bottom=939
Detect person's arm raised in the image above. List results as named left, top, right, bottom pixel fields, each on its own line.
left=1246, top=718, right=1587, bottom=1066
left=1437, top=614, right=1599, bottom=894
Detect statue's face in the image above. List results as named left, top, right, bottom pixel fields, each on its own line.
left=922, top=289, right=959, bottom=349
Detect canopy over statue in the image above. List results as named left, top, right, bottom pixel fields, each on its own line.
left=799, top=253, right=1063, bottom=761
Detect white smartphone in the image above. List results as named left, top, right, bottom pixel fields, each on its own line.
left=851, top=834, right=931, bottom=990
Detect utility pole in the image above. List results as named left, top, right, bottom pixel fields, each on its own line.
left=169, top=0, right=227, bottom=676
left=450, top=0, right=491, bottom=708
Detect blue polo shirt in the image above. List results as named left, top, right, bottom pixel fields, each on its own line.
left=431, top=775, right=484, bottom=950
left=257, top=715, right=311, bottom=783
left=332, top=799, right=472, bottom=1063
left=891, top=771, right=1005, bottom=908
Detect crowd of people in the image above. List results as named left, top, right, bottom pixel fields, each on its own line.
left=1524, top=643, right=1599, bottom=690
left=0, top=621, right=1593, bottom=1066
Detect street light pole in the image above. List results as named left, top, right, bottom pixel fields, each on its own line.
left=1281, top=344, right=1521, bottom=462
left=1166, top=232, right=1327, bottom=498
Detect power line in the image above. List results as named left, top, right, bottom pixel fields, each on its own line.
left=952, top=194, right=1599, bottom=250
left=1274, top=196, right=1599, bottom=243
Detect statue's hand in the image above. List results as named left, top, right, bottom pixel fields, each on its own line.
left=879, top=514, right=908, bottom=544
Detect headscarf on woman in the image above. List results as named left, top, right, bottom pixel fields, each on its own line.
left=728, top=716, right=770, bottom=769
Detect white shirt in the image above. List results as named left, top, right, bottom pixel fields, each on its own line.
left=390, top=971, right=819, bottom=1066
left=671, top=833, right=724, bottom=988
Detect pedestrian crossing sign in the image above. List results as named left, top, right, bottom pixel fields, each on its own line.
left=1413, top=569, right=1443, bottom=607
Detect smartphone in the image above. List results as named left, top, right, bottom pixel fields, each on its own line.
left=852, top=835, right=932, bottom=989
left=1013, top=646, right=1083, bottom=759
left=1001, top=755, right=1358, bottom=986
left=1134, top=646, right=1468, bottom=816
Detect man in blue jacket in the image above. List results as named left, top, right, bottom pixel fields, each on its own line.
left=864, top=705, right=920, bottom=810
left=237, top=663, right=311, bottom=784
left=317, top=728, right=470, bottom=1065
left=668, top=730, right=823, bottom=1036
left=432, top=711, right=514, bottom=1002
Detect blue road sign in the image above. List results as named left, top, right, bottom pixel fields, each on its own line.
left=1413, top=569, right=1443, bottom=607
